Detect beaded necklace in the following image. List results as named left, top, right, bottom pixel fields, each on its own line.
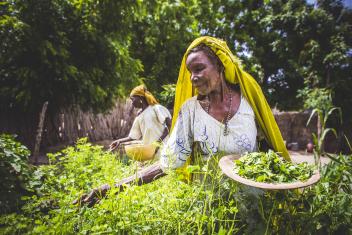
left=204, top=92, right=233, bottom=136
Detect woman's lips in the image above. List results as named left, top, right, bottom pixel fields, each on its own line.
left=194, top=83, right=205, bottom=89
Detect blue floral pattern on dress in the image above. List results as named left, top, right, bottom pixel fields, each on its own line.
left=173, top=109, right=192, bottom=161
left=199, top=125, right=208, bottom=141
left=176, top=138, right=192, bottom=155
left=198, top=125, right=218, bottom=155
left=235, top=134, right=252, bottom=152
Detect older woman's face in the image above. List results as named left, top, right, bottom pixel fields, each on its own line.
left=130, top=95, right=143, bottom=108
left=186, top=51, right=221, bottom=96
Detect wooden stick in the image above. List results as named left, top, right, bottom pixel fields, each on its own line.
left=33, top=101, right=49, bottom=164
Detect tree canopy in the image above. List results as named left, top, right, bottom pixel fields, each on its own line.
left=1, top=0, right=351, bottom=119
left=0, top=0, right=142, bottom=113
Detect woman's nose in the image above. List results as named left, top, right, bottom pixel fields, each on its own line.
left=191, top=74, right=199, bottom=83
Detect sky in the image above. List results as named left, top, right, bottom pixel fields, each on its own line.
left=306, top=0, right=352, bottom=8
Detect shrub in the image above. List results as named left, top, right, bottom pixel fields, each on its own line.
left=0, top=134, right=37, bottom=214
left=0, top=138, right=241, bottom=234
left=1, top=138, right=351, bottom=234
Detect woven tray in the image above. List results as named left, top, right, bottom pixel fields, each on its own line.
left=219, top=155, right=320, bottom=190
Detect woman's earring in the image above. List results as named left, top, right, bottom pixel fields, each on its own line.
left=192, top=76, right=199, bottom=82
left=220, top=69, right=225, bottom=79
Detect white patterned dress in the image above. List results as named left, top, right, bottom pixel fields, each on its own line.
left=160, top=95, right=257, bottom=170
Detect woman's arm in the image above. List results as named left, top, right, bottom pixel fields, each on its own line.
left=109, top=136, right=135, bottom=151
left=110, top=110, right=142, bottom=151
left=116, top=162, right=166, bottom=186
left=158, top=117, right=172, bottom=142
left=73, top=163, right=166, bottom=207
left=154, top=117, right=171, bottom=154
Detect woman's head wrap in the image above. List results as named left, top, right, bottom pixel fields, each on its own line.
left=130, top=85, right=158, bottom=105
left=173, top=36, right=290, bottom=161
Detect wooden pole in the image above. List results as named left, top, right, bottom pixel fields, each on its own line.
left=33, top=101, right=49, bottom=164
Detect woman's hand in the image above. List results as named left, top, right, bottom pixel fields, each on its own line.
left=154, top=146, right=160, bottom=155
left=109, top=139, right=121, bottom=151
left=109, top=137, right=134, bottom=151
left=72, top=184, right=110, bottom=207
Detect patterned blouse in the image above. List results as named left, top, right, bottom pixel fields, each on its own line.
left=160, top=95, right=257, bottom=170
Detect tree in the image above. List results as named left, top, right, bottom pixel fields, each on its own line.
left=0, top=0, right=142, bottom=114
left=129, top=0, right=201, bottom=94
left=259, top=0, right=351, bottom=115
left=196, top=0, right=351, bottom=116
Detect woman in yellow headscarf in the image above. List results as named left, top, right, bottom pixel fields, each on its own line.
left=109, top=85, right=171, bottom=151
left=75, top=37, right=289, bottom=206
left=159, top=36, right=289, bottom=176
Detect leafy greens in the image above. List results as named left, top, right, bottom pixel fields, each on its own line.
left=234, top=150, right=315, bottom=183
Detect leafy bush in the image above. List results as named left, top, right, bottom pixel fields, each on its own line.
left=157, top=83, right=176, bottom=110
left=0, top=134, right=37, bottom=214
left=0, top=138, right=351, bottom=234
left=0, top=138, right=241, bottom=234
left=297, top=87, right=333, bottom=112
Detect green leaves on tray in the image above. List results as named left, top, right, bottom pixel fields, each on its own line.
left=233, top=150, right=315, bottom=183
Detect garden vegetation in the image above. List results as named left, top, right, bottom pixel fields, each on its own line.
left=0, top=137, right=351, bottom=234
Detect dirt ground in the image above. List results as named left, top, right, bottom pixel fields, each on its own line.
left=289, top=150, right=330, bottom=166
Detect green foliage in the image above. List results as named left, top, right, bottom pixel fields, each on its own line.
left=157, top=83, right=176, bottom=109
left=0, top=138, right=241, bottom=234
left=1, top=0, right=351, bottom=118
left=234, top=150, right=315, bottom=183
left=129, top=0, right=201, bottom=93
left=0, top=138, right=351, bottom=234
left=199, top=0, right=352, bottom=114
left=0, top=0, right=142, bottom=113
left=265, top=0, right=351, bottom=112
left=256, top=153, right=352, bottom=234
left=196, top=0, right=306, bottom=109
left=0, top=134, right=38, bottom=214
left=298, top=87, right=333, bottom=112
left=307, top=105, right=342, bottom=163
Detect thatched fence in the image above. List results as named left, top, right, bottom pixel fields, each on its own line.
left=273, top=110, right=317, bottom=150
left=0, top=99, right=136, bottom=153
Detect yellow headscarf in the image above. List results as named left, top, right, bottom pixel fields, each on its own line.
left=130, top=85, right=158, bottom=105
left=173, top=36, right=290, bottom=161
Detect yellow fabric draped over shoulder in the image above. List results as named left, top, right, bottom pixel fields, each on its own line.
left=172, top=36, right=290, bottom=161
left=130, top=85, right=158, bottom=105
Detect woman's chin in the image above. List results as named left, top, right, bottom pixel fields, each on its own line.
left=197, top=91, right=207, bottom=96
left=195, top=87, right=208, bottom=96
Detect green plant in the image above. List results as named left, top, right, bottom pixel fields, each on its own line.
left=297, top=87, right=333, bottom=112
left=0, top=138, right=242, bottom=234
left=157, top=83, right=176, bottom=109
left=307, top=105, right=342, bottom=167
left=251, top=152, right=352, bottom=235
left=0, top=134, right=38, bottom=214
left=1, top=138, right=351, bottom=234
left=299, top=87, right=343, bottom=167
